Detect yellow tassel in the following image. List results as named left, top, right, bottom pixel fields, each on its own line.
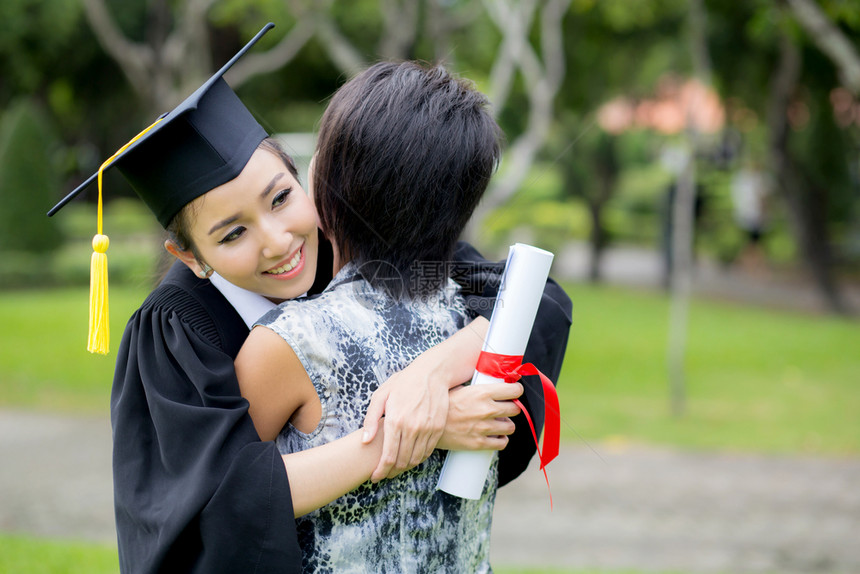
left=88, top=234, right=110, bottom=354
left=84, top=116, right=163, bottom=355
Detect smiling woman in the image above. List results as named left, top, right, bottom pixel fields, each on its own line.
left=164, top=141, right=320, bottom=303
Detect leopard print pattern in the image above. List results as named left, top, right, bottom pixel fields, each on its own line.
left=257, top=262, right=497, bottom=573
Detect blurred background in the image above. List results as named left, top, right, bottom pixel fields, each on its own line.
left=1, top=1, right=859, bottom=573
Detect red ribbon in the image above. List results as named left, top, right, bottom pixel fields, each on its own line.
left=475, top=350, right=560, bottom=507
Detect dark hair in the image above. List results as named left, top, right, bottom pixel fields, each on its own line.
left=165, top=137, right=300, bottom=258
left=313, top=61, right=502, bottom=298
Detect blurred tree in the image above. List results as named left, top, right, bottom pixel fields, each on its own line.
left=475, top=0, right=572, bottom=223
left=275, top=0, right=573, bottom=243
left=555, top=117, right=619, bottom=282
left=786, top=0, right=860, bottom=94
left=708, top=0, right=859, bottom=314
left=0, top=0, right=134, bottom=200
left=0, top=99, right=64, bottom=254
left=0, top=0, right=82, bottom=102
left=666, top=0, right=715, bottom=418
left=80, top=0, right=318, bottom=116
left=4, top=0, right=855, bottom=307
left=552, top=0, right=687, bottom=276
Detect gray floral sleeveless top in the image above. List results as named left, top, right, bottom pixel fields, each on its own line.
left=256, top=262, right=498, bottom=573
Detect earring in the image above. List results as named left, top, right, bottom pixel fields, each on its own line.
left=199, top=263, right=213, bottom=278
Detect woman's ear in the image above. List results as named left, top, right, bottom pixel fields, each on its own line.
left=164, top=239, right=211, bottom=278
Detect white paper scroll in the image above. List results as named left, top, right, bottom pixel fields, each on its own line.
left=436, top=243, right=554, bottom=499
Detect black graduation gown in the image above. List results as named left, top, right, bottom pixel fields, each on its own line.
left=111, top=239, right=571, bottom=574
left=112, top=261, right=301, bottom=574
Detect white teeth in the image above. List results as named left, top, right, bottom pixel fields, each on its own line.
left=266, top=250, right=302, bottom=274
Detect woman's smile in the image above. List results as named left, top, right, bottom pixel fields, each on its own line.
left=264, top=244, right=306, bottom=279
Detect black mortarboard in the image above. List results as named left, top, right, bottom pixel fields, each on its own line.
left=48, top=22, right=274, bottom=228
left=48, top=23, right=274, bottom=355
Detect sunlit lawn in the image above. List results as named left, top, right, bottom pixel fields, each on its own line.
left=2, top=281, right=859, bottom=456
left=557, top=282, right=860, bottom=456
left=0, top=535, right=120, bottom=574
left=0, top=285, right=151, bottom=412
left=0, top=534, right=670, bottom=574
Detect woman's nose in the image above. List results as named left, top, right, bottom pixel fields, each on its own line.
left=260, top=220, right=293, bottom=259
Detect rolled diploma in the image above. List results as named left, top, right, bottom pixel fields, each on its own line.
left=437, top=243, right=554, bottom=499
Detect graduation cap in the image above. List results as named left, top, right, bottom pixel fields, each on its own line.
left=48, top=22, right=275, bottom=355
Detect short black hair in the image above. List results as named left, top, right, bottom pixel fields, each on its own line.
left=313, top=61, right=502, bottom=298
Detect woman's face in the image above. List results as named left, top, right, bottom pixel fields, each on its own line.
left=182, top=148, right=319, bottom=303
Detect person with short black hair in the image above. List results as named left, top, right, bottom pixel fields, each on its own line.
left=312, top=61, right=501, bottom=299
left=236, top=61, right=542, bottom=572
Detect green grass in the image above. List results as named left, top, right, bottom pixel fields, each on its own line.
left=2, top=281, right=859, bottom=457
left=557, top=282, right=860, bottom=456
left=0, top=285, right=151, bottom=413
left=0, top=535, right=119, bottom=574
left=1, top=533, right=674, bottom=574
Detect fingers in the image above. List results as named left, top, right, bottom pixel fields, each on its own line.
left=467, top=383, right=523, bottom=418
left=496, top=400, right=522, bottom=419
left=486, top=416, right=516, bottom=437
left=371, top=426, right=400, bottom=482
left=482, top=381, right=524, bottom=401
left=384, top=418, right=445, bottom=479
left=362, top=389, right=389, bottom=444
left=388, top=425, right=419, bottom=480
left=481, top=435, right=510, bottom=451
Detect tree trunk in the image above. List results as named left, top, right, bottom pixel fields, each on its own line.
left=666, top=0, right=711, bottom=418
left=785, top=0, right=860, bottom=94
left=766, top=27, right=849, bottom=314
left=586, top=202, right=605, bottom=282
left=586, top=141, right=618, bottom=283
left=667, top=152, right=695, bottom=418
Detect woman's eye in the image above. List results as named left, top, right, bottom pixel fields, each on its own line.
left=273, top=188, right=292, bottom=208
left=219, top=227, right=245, bottom=244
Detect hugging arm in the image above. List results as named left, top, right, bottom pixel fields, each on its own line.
left=361, top=316, right=506, bottom=480
left=360, top=242, right=573, bottom=485
left=235, top=323, right=518, bottom=516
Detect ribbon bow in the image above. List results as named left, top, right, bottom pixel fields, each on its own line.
left=475, top=351, right=560, bottom=506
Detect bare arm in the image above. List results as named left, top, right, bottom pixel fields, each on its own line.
left=237, top=327, right=395, bottom=517
left=282, top=426, right=385, bottom=517
left=235, top=326, right=319, bottom=442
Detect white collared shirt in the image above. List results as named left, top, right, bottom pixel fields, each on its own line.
left=208, top=273, right=277, bottom=329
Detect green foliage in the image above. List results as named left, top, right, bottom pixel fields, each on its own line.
left=572, top=0, right=688, bottom=33
left=0, top=99, right=64, bottom=254
left=0, top=535, right=118, bottom=574
left=0, top=199, right=160, bottom=289
left=0, top=0, right=83, bottom=94
left=820, top=0, right=860, bottom=29
left=211, top=0, right=293, bottom=31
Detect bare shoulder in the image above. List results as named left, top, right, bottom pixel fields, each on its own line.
left=235, top=326, right=316, bottom=441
